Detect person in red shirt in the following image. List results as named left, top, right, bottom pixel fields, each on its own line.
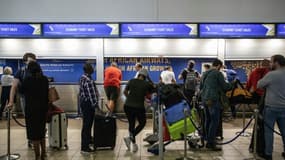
left=246, top=59, right=270, bottom=103
left=104, top=62, right=122, bottom=112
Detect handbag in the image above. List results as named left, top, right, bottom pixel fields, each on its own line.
left=48, top=87, right=60, bottom=103
left=46, top=103, right=64, bottom=123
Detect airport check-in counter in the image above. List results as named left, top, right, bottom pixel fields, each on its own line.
left=50, top=82, right=128, bottom=114
left=1, top=81, right=255, bottom=116
left=7, top=83, right=128, bottom=115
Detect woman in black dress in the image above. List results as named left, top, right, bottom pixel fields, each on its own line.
left=22, top=61, right=49, bottom=160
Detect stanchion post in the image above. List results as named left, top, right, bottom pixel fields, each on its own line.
left=236, top=104, right=251, bottom=137
left=253, top=109, right=258, bottom=157
left=0, top=107, right=21, bottom=160
left=158, top=103, right=164, bottom=160
left=243, top=109, right=260, bottom=160
left=176, top=98, right=194, bottom=160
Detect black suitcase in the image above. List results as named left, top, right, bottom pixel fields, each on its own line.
left=93, top=115, right=117, bottom=150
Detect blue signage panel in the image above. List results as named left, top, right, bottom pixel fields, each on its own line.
left=104, top=57, right=213, bottom=83
left=0, top=24, right=41, bottom=37
left=43, top=24, right=119, bottom=37
left=200, top=24, right=275, bottom=37
left=121, top=23, right=197, bottom=37
left=277, top=24, right=285, bottom=37
left=37, top=60, right=96, bottom=83
left=0, top=59, right=19, bottom=76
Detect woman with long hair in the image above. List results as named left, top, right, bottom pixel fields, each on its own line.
left=22, top=61, right=49, bottom=160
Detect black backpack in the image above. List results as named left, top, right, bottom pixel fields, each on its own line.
left=184, top=69, right=198, bottom=91
left=159, top=83, right=183, bottom=108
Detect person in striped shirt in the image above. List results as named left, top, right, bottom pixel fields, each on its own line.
left=79, top=63, right=99, bottom=154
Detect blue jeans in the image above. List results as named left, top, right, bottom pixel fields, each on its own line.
left=204, top=100, right=221, bottom=145
left=80, top=100, right=95, bottom=150
left=264, top=106, right=285, bottom=155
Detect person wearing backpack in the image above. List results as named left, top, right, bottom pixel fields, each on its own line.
left=178, top=60, right=200, bottom=103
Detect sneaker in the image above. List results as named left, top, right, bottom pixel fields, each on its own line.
left=132, top=143, right=138, bottom=153
left=124, top=137, right=131, bottom=151
left=80, top=148, right=94, bottom=155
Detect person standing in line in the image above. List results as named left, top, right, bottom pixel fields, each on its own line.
left=21, top=61, right=49, bottom=160
left=79, top=63, right=99, bottom=154
left=104, top=62, right=122, bottom=112
left=134, top=62, right=143, bottom=78
left=246, top=59, right=271, bottom=104
left=0, top=67, right=14, bottom=120
left=178, top=60, right=200, bottom=102
left=8, top=52, right=36, bottom=148
left=123, top=69, right=154, bottom=152
left=134, top=62, right=153, bottom=83
left=160, top=66, right=176, bottom=84
left=202, top=64, right=211, bottom=74
left=257, top=55, right=285, bottom=160
left=200, top=59, right=232, bottom=151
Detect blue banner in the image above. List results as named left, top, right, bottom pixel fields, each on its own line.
left=104, top=58, right=214, bottom=83
left=121, top=23, right=197, bottom=37
left=277, top=24, right=285, bottom=37
left=0, top=24, right=41, bottom=37
left=0, top=59, right=19, bottom=76
left=43, top=24, right=119, bottom=37
left=37, top=60, right=96, bottom=83
left=200, top=24, right=275, bottom=37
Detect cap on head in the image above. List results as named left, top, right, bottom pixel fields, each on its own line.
left=111, top=62, right=118, bottom=67
left=138, top=68, right=148, bottom=77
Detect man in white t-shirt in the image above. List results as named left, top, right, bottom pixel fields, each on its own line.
left=160, top=66, right=176, bottom=84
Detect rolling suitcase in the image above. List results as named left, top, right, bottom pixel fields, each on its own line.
left=167, top=117, right=196, bottom=140
left=93, top=115, right=117, bottom=150
left=164, top=100, right=190, bottom=125
left=167, top=108, right=196, bottom=141
left=48, top=113, right=68, bottom=149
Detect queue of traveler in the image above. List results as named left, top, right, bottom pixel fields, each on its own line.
left=1, top=53, right=285, bottom=160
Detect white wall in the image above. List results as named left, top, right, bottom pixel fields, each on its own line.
left=1, top=39, right=284, bottom=60
left=0, top=39, right=102, bottom=58
left=104, top=39, right=218, bottom=57
left=0, top=0, right=285, bottom=22
left=225, top=39, right=285, bottom=59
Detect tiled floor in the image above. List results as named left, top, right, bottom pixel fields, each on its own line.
left=0, top=117, right=284, bottom=160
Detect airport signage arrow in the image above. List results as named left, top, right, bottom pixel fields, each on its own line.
left=199, top=24, right=275, bottom=37
left=121, top=23, right=197, bottom=37
left=43, top=23, right=119, bottom=37
left=0, top=24, right=41, bottom=37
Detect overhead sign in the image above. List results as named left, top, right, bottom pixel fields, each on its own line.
left=43, top=23, right=119, bottom=37
left=277, top=24, right=285, bottom=37
left=121, top=23, right=197, bottom=37
left=0, top=24, right=41, bottom=37
left=199, top=24, right=275, bottom=37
